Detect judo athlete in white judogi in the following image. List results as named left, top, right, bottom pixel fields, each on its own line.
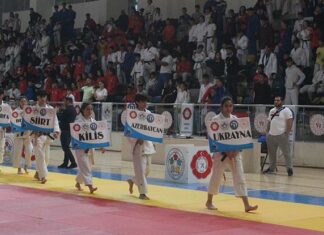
left=206, top=97, right=258, bottom=212
left=0, top=89, right=8, bottom=166
left=13, top=96, right=33, bottom=174
left=32, top=90, right=60, bottom=184
left=127, top=94, right=156, bottom=200
left=74, top=102, right=101, bottom=194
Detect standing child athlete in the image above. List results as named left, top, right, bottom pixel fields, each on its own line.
left=127, top=94, right=156, bottom=200
left=206, top=96, right=258, bottom=212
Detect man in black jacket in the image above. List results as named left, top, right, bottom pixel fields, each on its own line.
left=58, top=97, right=77, bottom=168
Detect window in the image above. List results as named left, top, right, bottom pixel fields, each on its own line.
left=3, top=0, right=30, bottom=12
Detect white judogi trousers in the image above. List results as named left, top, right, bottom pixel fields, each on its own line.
left=131, top=142, right=152, bottom=194
left=13, top=133, right=33, bottom=168
left=75, top=149, right=93, bottom=186
left=208, top=153, right=247, bottom=197
left=0, top=137, right=5, bottom=164
left=33, top=135, right=51, bottom=179
left=285, top=88, right=299, bottom=105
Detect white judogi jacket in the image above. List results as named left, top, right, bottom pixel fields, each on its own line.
left=258, top=50, right=278, bottom=78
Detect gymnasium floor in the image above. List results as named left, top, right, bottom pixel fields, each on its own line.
left=1, top=149, right=324, bottom=235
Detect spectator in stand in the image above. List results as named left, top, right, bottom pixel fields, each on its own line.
left=300, top=65, right=324, bottom=102
left=253, top=73, right=271, bottom=104
left=284, top=57, right=306, bottom=105
left=94, top=81, right=108, bottom=102
left=193, top=44, right=206, bottom=84
left=246, top=8, right=260, bottom=56
left=258, top=45, right=277, bottom=83
left=162, top=19, right=176, bottom=45
left=225, top=47, right=239, bottom=103
left=206, top=52, right=225, bottom=77
left=290, top=40, right=307, bottom=68
left=232, top=30, right=248, bottom=66
left=7, top=83, right=21, bottom=100
left=29, top=8, right=42, bottom=27
left=157, top=48, right=173, bottom=88
left=192, top=5, right=203, bottom=23
left=198, top=74, right=213, bottom=103
left=314, top=39, right=324, bottom=74
left=131, top=53, right=144, bottom=87
left=81, top=78, right=94, bottom=102
left=259, top=17, right=274, bottom=50
left=146, top=72, right=161, bottom=102
left=84, top=13, right=97, bottom=33
left=201, top=77, right=227, bottom=105
left=105, top=67, right=119, bottom=101
left=175, top=82, right=190, bottom=104
left=174, top=55, right=192, bottom=82
left=123, top=84, right=137, bottom=103
left=14, top=13, right=21, bottom=33
left=161, top=79, right=177, bottom=103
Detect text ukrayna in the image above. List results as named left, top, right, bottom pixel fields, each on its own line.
left=212, top=130, right=252, bottom=141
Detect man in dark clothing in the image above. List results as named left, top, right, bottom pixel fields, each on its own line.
left=253, top=73, right=271, bottom=104
left=58, top=97, right=77, bottom=169
left=116, top=10, right=129, bottom=32
left=29, top=8, right=42, bottom=27
left=225, top=47, right=240, bottom=103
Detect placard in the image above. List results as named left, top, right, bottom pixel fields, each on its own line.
left=22, top=106, right=56, bottom=133
left=206, top=117, right=253, bottom=152
left=70, top=120, right=110, bottom=149
left=124, top=109, right=165, bottom=143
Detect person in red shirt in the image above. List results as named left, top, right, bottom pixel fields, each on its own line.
left=253, top=64, right=268, bottom=84
left=44, top=72, right=54, bottom=94
left=71, top=82, right=81, bottom=102
left=122, top=84, right=137, bottom=103
left=174, top=55, right=192, bottom=81
left=49, top=83, right=61, bottom=103
left=18, top=76, right=27, bottom=94
left=84, top=13, right=97, bottom=32
left=73, top=56, right=85, bottom=80
left=53, top=51, right=69, bottom=65
left=162, top=19, right=176, bottom=44
left=104, top=67, right=119, bottom=96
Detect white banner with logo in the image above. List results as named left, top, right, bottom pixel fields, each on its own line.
left=21, top=106, right=56, bottom=133
left=10, top=109, right=24, bottom=133
left=124, top=109, right=165, bottom=143
left=101, top=102, right=113, bottom=136
left=0, top=105, right=12, bottom=128
left=180, top=103, right=194, bottom=136
left=206, top=117, right=253, bottom=153
left=70, top=120, right=110, bottom=149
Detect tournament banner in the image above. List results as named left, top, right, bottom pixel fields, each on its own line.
left=70, top=120, right=110, bottom=149
left=0, top=105, right=12, bottom=128
left=180, top=103, right=194, bottom=136
left=206, top=117, right=253, bottom=153
left=10, top=109, right=25, bottom=133
left=124, top=109, right=165, bottom=143
left=21, top=106, right=56, bottom=133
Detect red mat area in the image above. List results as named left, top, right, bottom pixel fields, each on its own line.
left=0, top=185, right=321, bottom=235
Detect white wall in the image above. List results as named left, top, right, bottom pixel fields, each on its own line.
left=2, top=0, right=129, bottom=32
left=138, top=0, right=257, bottom=19
left=138, top=0, right=196, bottom=19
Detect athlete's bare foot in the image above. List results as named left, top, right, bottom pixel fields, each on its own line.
left=206, top=201, right=217, bottom=210
left=127, top=179, right=134, bottom=194
left=17, top=168, right=23, bottom=174
left=34, top=172, right=39, bottom=180
left=23, top=166, right=29, bottom=174
left=88, top=185, right=98, bottom=194
left=40, top=178, right=47, bottom=184
left=245, top=205, right=258, bottom=212
left=75, top=183, right=83, bottom=191
left=139, top=194, right=150, bottom=200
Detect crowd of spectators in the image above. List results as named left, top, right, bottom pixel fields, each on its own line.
left=1, top=0, right=324, bottom=106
